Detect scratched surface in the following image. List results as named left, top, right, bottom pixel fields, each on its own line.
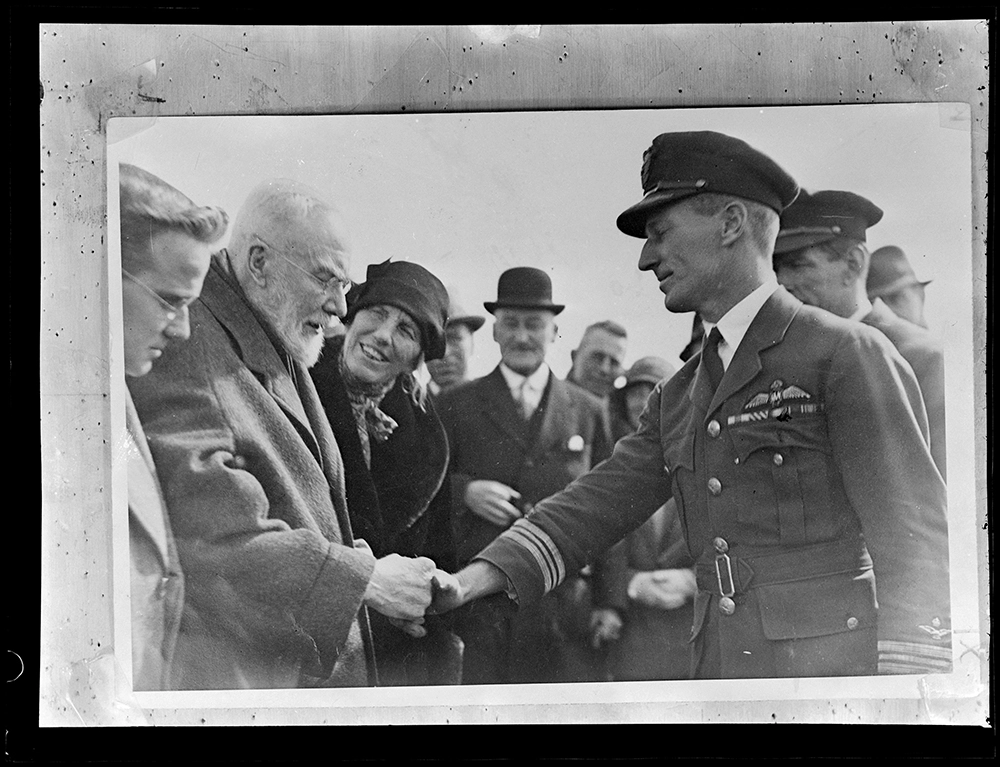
left=37, top=23, right=989, bottom=727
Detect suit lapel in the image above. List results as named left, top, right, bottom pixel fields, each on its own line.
left=531, top=375, right=571, bottom=458
left=199, top=260, right=324, bottom=467
left=125, top=391, right=170, bottom=567
left=478, top=367, right=532, bottom=450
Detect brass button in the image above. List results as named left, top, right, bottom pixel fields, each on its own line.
left=713, top=537, right=729, bottom=554
left=772, top=452, right=784, bottom=466
left=155, top=576, right=171, bottom=600
left=846, top=616, right=859, bottom=630
left=707, top=420, right=721, bottom=438
left=708, top=477, right=722, bottom=496
left=718, top=596, right=736, bottom=615
left=932, top=617, right=941, bottom=628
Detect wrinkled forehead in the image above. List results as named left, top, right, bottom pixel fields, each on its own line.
left=580, top=327, right=627, bottom=354
left=494, top=307, right=557, bottom=325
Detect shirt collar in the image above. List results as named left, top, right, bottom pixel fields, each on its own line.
left=499, top=361, right=550, bottom=393
left=703, top=278, right=781, bottom=365
left=848, top=294, right=874, bottom=322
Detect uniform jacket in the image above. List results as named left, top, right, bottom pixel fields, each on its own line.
left=310, top=336, right=461, bottom=685
left=436, top=366, right=614, bottom=565
left=126, top=389, right=184, bottom=691
left=128, top=255, right=375, bottom=690
left=480, top=288, right=951, bottom=678
left=862, top=298, right=947, bottom=479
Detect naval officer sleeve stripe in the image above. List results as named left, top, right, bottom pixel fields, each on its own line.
left=877, top=640, right=953, bottom=675
left=505, top=518, right=566, bottom=594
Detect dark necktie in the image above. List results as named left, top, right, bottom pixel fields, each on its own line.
left=701, top=326, right=725, bottom=393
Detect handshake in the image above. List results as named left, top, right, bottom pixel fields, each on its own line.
left=359, top=545, right=467, bottom=638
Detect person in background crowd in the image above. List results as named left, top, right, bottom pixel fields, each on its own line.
left=129, top=178, right=441, bottom=690
left=590, top=356, right=699, bottom=681
left=119, top=163, right=229, bottom=691
left=431, top=131, right=951, bottom=680
left=311, top=259, right=463, bottom=686
left=566, top=320, right=628, bottom=400
left=436, top=267, right=614, bottom=684
left=427, top=291, right=485, bottom=395
left=867, top=245, right=933, bottom=330
left=773, top=190, right=946, bottom=479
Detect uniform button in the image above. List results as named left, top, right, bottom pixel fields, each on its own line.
left=155, top=576, right=171, bottom=600
left=846, top=616, right=859, bottom=630
left=718, top=596, right=736, bottom=616
left=734, top=457, right=740, bottom=465
left=772, top=452, right=784, bottom=466
left=713, top=537, right=729, bottom=554
left=932, top=617, right=941, bottom=628
left=707, top=420, right=721, bottom=438
left=707, top=477, right=722, bottom=496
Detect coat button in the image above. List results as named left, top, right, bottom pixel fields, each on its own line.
left=707, top=420, right=721, bottom=438
left=707, top=477, right=722, bottom=496
left=772, top=452, right=784, bottom=466
left=846, top=616, right=859, bottom=630
left=155, top=576, right=171, bottom=600
left=718, top=596, right=736, bottom=615
left=713, top=537, right=729, bottom=554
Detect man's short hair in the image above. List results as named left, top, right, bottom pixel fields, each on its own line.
left=682, top=192, right=779, bottom=255
left=119, top=163, right=228, bottom=272
left=580, top=319, right=628, bottom=344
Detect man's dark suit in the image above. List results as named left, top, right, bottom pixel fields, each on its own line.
left=862, top=297, right=947, bottom=479
left=479, top=288, right=952, bottom=679
left=436, top=367, right=613, bottom=683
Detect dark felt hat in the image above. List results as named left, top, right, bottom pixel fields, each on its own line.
left=345, top=259, right=450, bottom=361
left=774, top=189, right=884, bottom=254
left=616, top=131, right=800, bottom=238
left=484, top=267, right=564, bottom=315
left=867, top=245, right=931, bottom=298
left=445, top=293, right=485, bottom=333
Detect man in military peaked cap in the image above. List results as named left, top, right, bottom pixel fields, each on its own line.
left=432, top=132, right=952, bottom=680
left=774, top=190, right=947, bottom=479
left=435, top=267, right=613, bottom=684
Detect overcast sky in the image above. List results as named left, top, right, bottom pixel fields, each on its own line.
left=107, top=103, right=972, bottom=380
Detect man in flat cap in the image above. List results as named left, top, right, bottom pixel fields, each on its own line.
left=868, top=245, right=933, bottom=329
left=433, top=132, right=951, bottom=680
left=566, top=319, right=629, bottom=400
left=427, top=290, right=485, bottom=395
left=435, top=267, right=614, bottom=684
left=774, top=190, right=946, bottom=479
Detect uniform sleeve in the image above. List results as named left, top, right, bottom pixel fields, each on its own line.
left=129, top=330, right=375, bottom=679
left=476, top=381, right=673, bottom=606
left=827, top=329, right=952, bottom=674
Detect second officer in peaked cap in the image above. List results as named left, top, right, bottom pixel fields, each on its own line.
left=433, top=131, right=952, bottom=682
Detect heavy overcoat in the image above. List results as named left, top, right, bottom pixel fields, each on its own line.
left=481, top=288, right=952, bottom=678
left=129, top=255, right=375, bottom=690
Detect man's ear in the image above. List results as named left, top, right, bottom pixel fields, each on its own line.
left=247, top=243, right=269, bottom=286
left=719, top=201, right=748, bottom=246
left=845, top=244, right=867, bottom=278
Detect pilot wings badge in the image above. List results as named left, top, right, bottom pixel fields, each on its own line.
left=727, top=379, right=825, bottom=426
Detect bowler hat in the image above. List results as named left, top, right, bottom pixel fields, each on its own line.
left=616, top=131, right=800, bottom=238
left=345, top=259, right=450, bottom=361
left=774, top=189, right=884, bottom=254
left=867, top=245, right=931, bottom=298
left=484, top=267, right=565, bottom=315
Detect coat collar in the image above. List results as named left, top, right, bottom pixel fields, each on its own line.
left=124, top=388, right=170, bottom=567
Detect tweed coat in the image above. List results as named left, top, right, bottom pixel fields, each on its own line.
left=862, top=298, right=947, bottom=480
left=479, top=288, right=952, bottom=679
left=126, top=389, right=184, bottom=691
left=310, top=335, right=461, bottom=685
left=128, top=255, right=375, bottom=690
left=436, top=367, right=614, bottom=683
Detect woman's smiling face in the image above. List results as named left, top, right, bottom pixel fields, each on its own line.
left=342, top=304, right=423, bottom=385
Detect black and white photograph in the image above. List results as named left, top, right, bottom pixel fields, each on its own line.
left=36, top=24, right=989, bottom=736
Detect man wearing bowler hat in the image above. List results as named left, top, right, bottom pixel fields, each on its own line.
left=426, top=290, right=486, bottom=395
left=773, top=190, right=947, bottom=479
left=435, top=267, right=613, bottom=684
left=431, top=132, right=951, bottom=680
left=868, top=245, right=933, bottom=329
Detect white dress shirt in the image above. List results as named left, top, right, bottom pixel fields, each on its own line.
left=499, top=362, right=550, bottom=418
left=702, top=278, right=781, bottom=371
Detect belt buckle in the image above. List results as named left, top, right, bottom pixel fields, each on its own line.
left=714, top=552, right=736, bottom=597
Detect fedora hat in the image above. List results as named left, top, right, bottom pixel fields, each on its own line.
left=484, top=267, right=564, bottom=315
left=444, top=288, right=485, bottom=332
left=867, top=245, right=932, bottom=298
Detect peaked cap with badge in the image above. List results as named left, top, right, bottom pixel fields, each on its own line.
left=774, top=189, right=884, bottom=254
left=616, top=130, right=800, bottom=238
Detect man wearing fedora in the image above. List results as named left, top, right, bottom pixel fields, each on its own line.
left=432, top=132, right=951, bottom=680
left=426, top=290, right=486, bottom=395
left=435, top=267, right=614, bottom=684
left=773, top=190, right=946, bottom=479
left=868, top=245, right=933, bottom=330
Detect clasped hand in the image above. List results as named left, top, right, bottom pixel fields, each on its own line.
left=628, top=568, right=697, bottom=611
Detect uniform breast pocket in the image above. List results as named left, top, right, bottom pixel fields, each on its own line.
left=756, top=568, right=877, bottom=640
left=728, top=415, right=833, bottom=545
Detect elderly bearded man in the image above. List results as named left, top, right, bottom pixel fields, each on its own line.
left=130, top=179, right=440, bottom=689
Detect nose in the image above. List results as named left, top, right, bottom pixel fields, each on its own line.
left=638, top=240, right=658, bottom=272
left=163, top=306, right=191, bottom=342
left=325, top=285, right=348, bottom=318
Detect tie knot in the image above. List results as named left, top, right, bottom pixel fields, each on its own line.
left=706, top=326, right=724, bottom=349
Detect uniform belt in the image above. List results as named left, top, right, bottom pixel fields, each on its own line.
left=694, top=538, right=872, bottom=597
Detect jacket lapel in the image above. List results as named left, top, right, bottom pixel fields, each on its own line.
left=478, top=367, right=532, bottom=450
left=124, top=390, right=170, bottom=567
left=199, top=259, right=324, bottom=467
left=531, top=375, right=571, bottom=459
